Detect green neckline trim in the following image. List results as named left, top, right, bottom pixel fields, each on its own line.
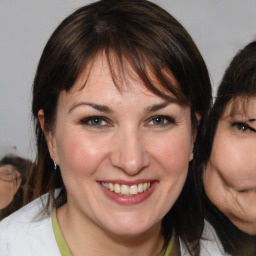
left=159, top=232, right=174, bottom=256
left=52, top=210, right=173, bottom=256
left=52, top=211, right=73, bottom=256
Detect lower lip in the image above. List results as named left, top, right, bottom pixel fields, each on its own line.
left=98, top=182, right=157, bottom=205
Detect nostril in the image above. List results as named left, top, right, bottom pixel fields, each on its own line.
left=110, top=147, right=150, bottom=173
left=109, top=132, right=150, bottom=174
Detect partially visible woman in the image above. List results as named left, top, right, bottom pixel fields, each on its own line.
left=199, top=41, right=256, bottom=255
left=0, top=154, right=32, bottom=220
left=0, top=1, right=225, bottom=255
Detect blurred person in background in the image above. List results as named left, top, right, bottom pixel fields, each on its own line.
left=0, top=154, right=33, bottom=220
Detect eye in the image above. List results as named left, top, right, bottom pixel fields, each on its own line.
left=231, top=122, right=256, bottom=132
left=147, top=115, right=175, bottom=126
left=232, top=122, right=248, bottom=131
left=80, top=116, right=109, bottom=127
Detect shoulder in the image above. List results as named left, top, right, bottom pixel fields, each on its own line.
left=0, top=193, right=60, bottom=256
left=199, top=219, right=231, bottom=256
left=179, top=219, right=231, bottom=256
left=199, top=219, right=228, bottom=255
left=1, top=192, right=48, bottom=221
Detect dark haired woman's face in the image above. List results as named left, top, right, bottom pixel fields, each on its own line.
left=40, top=54, right=195, bottom=237
left=204, top=97, right=256, bottom=235
left=0, top=165, right=21, bottom=209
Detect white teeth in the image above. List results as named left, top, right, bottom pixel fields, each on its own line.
left=101, top=182, right=152, bottom=196
left=138, top=183, right=144, bottom=193
left=114, top=184, right=121, bottom=193
left=109, top=183, right=114, bottom=191
left=121, top=185, right=129, bottom=195
left=130, top=185, right=138, bottom=195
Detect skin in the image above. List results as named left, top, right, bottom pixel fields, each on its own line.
left=0, top=165, right=21, bottom=210
left=204, top=97, right=256, bottom=235
left=39, top=54, right=195, bottom=256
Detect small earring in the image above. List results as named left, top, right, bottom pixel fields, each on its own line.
left=190, top=144, right=194, bottom=161
left=53, top=159, right=57, bottom=170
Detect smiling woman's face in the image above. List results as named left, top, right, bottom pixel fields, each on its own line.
left=204, top=97, right=256, bottom=234
left=40, top=54, right=194, bottom=237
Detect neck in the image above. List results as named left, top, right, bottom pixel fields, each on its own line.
left=56, top=203, right=164, bottom=256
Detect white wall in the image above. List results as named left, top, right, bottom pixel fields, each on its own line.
left=0, top=0, right=256, bottom=160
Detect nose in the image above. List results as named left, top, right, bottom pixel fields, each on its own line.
left=110, top=130, right=150, bottom=175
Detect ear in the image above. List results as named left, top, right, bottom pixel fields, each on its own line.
left=190, top=113, right=201, bottom=161
left=38, top=109, right=58, bottom=164
left=193, top=113, right=202, bottom=142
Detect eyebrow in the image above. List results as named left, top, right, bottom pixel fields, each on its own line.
left=69, top=102, right=112, bottom=113
left=227, top=113, right=256, bottom=123
left=69, top=100, right=172, bottom=114
left=144, top=101, right=171, bottom=113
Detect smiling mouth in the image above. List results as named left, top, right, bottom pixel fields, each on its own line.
left=101, top=182, right=152, bottom=196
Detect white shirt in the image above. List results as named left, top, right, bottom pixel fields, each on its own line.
left=0, top=193, right=228, bottom=256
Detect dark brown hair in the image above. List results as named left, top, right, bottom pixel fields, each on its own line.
left=26, top=1, right=212, bottom=254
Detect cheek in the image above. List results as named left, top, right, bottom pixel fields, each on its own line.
left=0, top=182, right=9, bottom=197
left=55, top=132, right=109, bottom=177
left=204, top=168, right=224, bottom=207
left=0, top=182, right=15, bottom=209
left=211, top=137, right=255, bottom=181
left=149, top=130, right=192, bottom=172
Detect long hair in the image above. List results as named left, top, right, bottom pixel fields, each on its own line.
left=25, top=1, right=212, bottom=254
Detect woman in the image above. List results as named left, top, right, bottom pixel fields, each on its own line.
left=0, top=154, right=32, bottom=220
left=0, top=1, right=225, bottom=255
left=200, top=41, right=256, bottom=255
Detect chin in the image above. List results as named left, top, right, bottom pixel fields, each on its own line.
left=232, top=220, right=256, bottom=235
left=103, top=215, right=158, bottom=237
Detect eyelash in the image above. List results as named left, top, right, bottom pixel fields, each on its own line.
left=231, top=122, right=256, bottom=132
left=146, top=115, right=176, bottom=127
left=79, top=115, right=175, bottom=128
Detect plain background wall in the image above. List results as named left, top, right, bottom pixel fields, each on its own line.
left=0, top=0, right=256, bottom=160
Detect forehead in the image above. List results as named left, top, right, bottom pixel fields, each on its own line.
left=0, top=165, right=15, bottom=173
left=58, top=59, right=161, bottom=109
left=222, top=96, right=256, bottom=118
left=68, top=52, right=181, bottom=101
left=56, top=54, right=188, bottom=117
left=0, top=165, right=19, bottom=181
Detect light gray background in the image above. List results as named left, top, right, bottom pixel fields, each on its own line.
left=1, top=0, right=256, bottom=160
